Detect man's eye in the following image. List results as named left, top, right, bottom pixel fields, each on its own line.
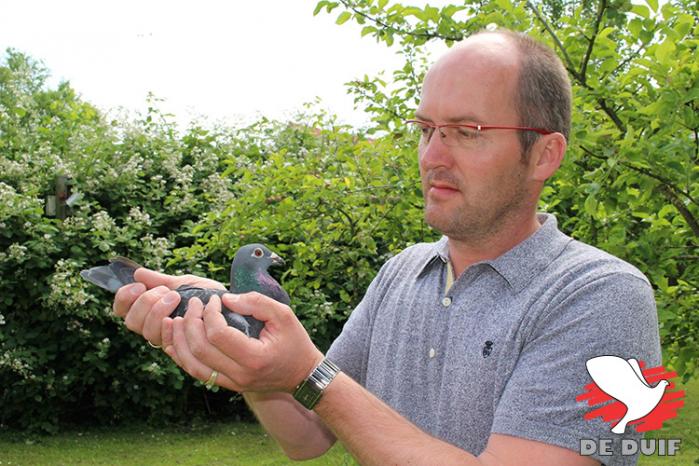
left=458, top=128, right=479, bottom=139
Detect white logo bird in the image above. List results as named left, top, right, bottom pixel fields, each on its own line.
left=585, top=356, right=669, bottom=434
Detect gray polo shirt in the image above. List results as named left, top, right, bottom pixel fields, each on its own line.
left=327, top=213, right=661, bottom=466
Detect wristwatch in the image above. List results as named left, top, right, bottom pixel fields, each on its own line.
left=293, top=358, right=341, bottom=410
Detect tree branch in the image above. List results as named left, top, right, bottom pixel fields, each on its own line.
left=658, top=184, right=699, bottom=238
left=338, top=0, right=463, bottom=42
left=526, top=1, right=580, bottom=81
left=579, top=145, right=699, bottom=237
left=611, top=40, right=651, bottom=77
left=579, top=0, right=607, bottom=80
left=580, top=145, right=699, bottom=207
left=526, top=0, right=627, bottom=134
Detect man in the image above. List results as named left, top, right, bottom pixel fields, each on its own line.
left=114, top=30, right=660, bottom=465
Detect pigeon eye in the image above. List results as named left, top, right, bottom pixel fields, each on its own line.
left=253, top=248, right=264, bottom=258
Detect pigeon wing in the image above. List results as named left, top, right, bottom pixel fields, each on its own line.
left=174, top=286, right=257, bottom=337
left=627, top=358, right=651, bottom=388
left=257, top=271, right=291, bottom=305
left=586, top=355, right=639, bottom=402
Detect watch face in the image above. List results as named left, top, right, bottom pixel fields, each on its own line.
left=294, top=381, right=322, bottom=410
left=292, top=359, right=341, bottom=410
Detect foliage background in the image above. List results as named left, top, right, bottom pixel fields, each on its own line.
left=1, top=0, right=697, bottom=433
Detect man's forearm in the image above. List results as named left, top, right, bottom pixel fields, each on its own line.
left=314, top=372, right=479, bottom=466
left=243, top=391, right=336, bottom=460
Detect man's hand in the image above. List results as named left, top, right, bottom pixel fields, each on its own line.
left=113, top=268, right=224, bottom=346
left=164, top=292, right=324, bottom=393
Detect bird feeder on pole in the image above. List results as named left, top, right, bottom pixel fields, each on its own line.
left=45, top=175, right=81, bottom=219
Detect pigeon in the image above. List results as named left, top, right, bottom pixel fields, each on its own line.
left=585, top=355, right=669, bottom=434
left=80, top=243, right=290, bottom=339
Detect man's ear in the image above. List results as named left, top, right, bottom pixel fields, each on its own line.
left=529, top=132, right=566, bottom=182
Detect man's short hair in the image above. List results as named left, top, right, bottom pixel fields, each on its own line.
left=483, top=30, right=572, bottom=157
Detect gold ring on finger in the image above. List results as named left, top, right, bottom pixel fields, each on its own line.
left=205, top=370, right=219, bottom=389
left=147, top=340, right=162, bottom=349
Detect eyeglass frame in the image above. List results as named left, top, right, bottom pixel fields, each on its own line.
left=405, top=119, right=554, bottom=146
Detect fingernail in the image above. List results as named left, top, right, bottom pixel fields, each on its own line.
left=189, top=297, right=201, bottom=306
left=129, top=283, right=146, bottom=295
left=162, top=291, right=179, bottom=305
left=225, top=293, right=239, bottom=302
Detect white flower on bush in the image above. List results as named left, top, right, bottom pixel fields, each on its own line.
left=7, top=243, right=28, bottom=262
left=127, top=206, right=152, bottom=227
left=160, top=148, right=183, bottom=178
left=174, top=164, right=194, bottom=187
left=96, top=337, right=111, bottom=358
left=0, top=313, right=6, bottom=325
left=0, top=182, right=42, bottom=217
left=121, top=154, right=143, bottom=179
left=0, top=159, right=25, bottom=179
left=202, top=174, right=235, bottom=206
left=145, top=362, right=160, bottom=373
left=140, top=234, right=173, bottom=269
left=64, top=214, right=87, bottom=231
left=192, top=146, right=219, bottom=173
left=91, top=210, right=115, bottom=233
left=48, top=259, right=90, bottom=308
left=0, top=351, right=31, bottom=377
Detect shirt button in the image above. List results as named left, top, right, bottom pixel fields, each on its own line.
left=429, top=348, right=436, bottom=358
left=442, top=297, right=452, bottom=307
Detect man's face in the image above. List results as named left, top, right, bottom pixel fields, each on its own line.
left=416, top=35, right=536, bottom=241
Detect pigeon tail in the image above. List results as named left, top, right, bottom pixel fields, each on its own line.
left=80, top=257, right=139, bottom=293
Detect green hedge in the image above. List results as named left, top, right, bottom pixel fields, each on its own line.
left=0, top=50, right=430, bottom=432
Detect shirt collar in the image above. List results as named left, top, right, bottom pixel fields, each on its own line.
left=417, top=213, right=572, bottom=292
left=416, top=235, right=450, bottom=275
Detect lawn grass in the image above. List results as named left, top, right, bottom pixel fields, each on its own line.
left=0, top=422, right=357, bottom=466
left=638, top=375, right=698, bottom=466
left=0, top=377, right=695, bottom=465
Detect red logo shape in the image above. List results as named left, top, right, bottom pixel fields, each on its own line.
left=576, top=359, right=685, bottom=433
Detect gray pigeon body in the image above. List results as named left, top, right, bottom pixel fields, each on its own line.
left=80, top=244, right=289, bottom=338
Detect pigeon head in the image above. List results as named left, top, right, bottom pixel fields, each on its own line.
left=228, top=243, right=290, bottom=306
left=230, top=243, right=284, bottom=280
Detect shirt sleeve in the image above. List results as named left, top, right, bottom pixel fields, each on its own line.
left=491, top=272, right=662, bottom=466
left=326, top=256, right=397, bottom=386
left=326, top=260, right=388, bottom=386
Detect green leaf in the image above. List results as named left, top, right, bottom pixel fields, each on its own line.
left=628, top=18, right=642, bottom=37
left=442, top=5, right=465, bottom=18
left=584, top=195, right=598, bottom=216
left=402, top=6, right=425, bottom=20
left=336, top=11, right=352, bottom=25
left=361, top=25, right=377, bottom=37
left=313, top=1, right=327, bottom=16
left=655, top=39, right=676, bottom=63
left=631, top=4, right=650, bottom=18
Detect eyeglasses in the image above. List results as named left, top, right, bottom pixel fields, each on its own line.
left=406, top=119, right=553, bottom=149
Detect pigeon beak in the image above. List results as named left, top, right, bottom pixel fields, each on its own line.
left=270, top=252, right=285, bottom=266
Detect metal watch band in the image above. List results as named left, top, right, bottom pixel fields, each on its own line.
left=292, top=358, right=341, bottom=410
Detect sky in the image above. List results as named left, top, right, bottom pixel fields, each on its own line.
left=0, top=0, right=450, bottom=130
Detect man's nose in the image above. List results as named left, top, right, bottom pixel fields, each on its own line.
left=419, top=128, right=452, bottom=169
